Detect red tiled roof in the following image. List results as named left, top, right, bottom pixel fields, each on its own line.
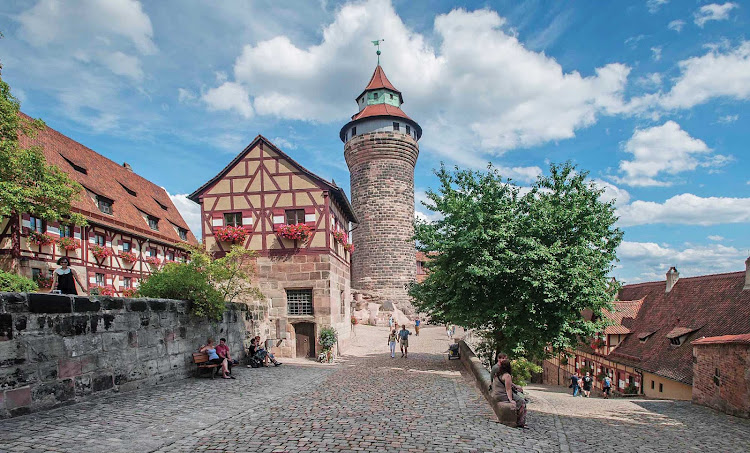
left=666, top=326, right=702, bottom=339
left=692, top=333, right=750, bottom=345
left=18, top=113, right=197, bottom=246
left=610, top=271, right=750, bottom=384
left=600, top=300, right=642, bottom=335
left=364, top=65, right=400, bottom=93
left=604, top=325, right=631, bottom=335
left=350, top=103, right=414, bottom=122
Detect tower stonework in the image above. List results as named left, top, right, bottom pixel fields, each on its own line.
left=340, top=65, right=422, bottom=313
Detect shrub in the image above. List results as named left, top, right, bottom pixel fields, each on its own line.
left=511, top=357, right=542, bottom=386
left=624, top=382, right=638, bottom=395
left=351, top=316, right=358, bottom=325
left=0, top=269, right=38, bottom=292
left=317, top=326, right=338, bottom=363
left=138, top=261, right=225, bottom=319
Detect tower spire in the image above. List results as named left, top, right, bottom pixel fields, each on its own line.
left=371, top=39, right=384, bottom=65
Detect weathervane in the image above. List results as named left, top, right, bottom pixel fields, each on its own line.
left=371, top=39, right=384, bottom=65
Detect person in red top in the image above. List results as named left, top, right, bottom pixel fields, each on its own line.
left=216, top=338, right=234, bottom=374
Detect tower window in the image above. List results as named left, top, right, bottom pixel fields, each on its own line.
left=393, top=122, right=399, bottom=131
left=390, top=94, right=394, bottom=99
left=351, top=127, right=356, bottom=137
left=372, top=92, right=378, bottom=99
left=406, top=125, right=411, bottom=135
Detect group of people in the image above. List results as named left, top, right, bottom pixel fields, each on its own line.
left=570, top=371, right=611, bottom=398
left=388, top=324, right=413, bottom=358
left=199, top=335, right=281, bottom=379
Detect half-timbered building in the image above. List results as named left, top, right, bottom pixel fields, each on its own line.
left=0, top=114, right=198, bottom=295
left=189, top=136, right=357, bottom=359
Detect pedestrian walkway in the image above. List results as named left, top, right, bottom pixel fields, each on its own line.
left=1, top=325, right=748, bottom=452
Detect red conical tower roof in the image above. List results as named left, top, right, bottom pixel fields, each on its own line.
left=364, top=65, right=400, bottom=93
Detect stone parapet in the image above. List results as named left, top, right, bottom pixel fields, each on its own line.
left=692, top=340, right=750, bottom=418
left=0, top=292, right=248, bottom=419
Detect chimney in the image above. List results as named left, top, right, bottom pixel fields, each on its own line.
left=666, top=267, right=679, bottom=293
left=744, top=257, right=750, bottom=291
left=123, top=162, right=133, bottom=171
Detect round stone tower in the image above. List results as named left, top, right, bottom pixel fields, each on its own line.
left=340, top=65, right=422, bottom=313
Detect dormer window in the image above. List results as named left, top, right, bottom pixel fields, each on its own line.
left=670, top=337, right=682, bottom=346
left=119, top=182, right=137, bottom=197
left=178, top=228, right=187, bottom=241
left=97, top=196, right=113, bottom=215
left=61, top=154, right=87, bottom=174
left=147, top=216, right=159, bottom=230
left=390, top=94, right=394, bottom=100
left=153, top=198, right=168, bottom=211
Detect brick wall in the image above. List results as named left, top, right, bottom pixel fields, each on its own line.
left=0, top=292, right=248, bottom=419
left=693, top=342, right=750, bottom=418
left=344, top=131, right=419, bottom=313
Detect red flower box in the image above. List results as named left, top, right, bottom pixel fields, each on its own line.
left=57, top=237, right=80, bottom=252
left=27, top=231, right=54, bottom=247
left=91, top=244, right=113, bottom=261
left=36, top=275, right=53, bottom=288
left=276, top=223, right=313, bottom=242
left=119, top=251, right=138, bottom=264
left=89, top=285, right=115, bottom=296
left=145, top=256, right=162, bottom=267
left=215, top=225, right=249, bottom=244
left=343, top=243, right=354, bottom=253
left=122, top=288, right=137, bottom=297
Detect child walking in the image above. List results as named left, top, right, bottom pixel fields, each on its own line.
left=388, top=329, right=397, bottom=358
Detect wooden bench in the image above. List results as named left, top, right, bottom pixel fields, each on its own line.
left=192, top=352, right=221, bottom=379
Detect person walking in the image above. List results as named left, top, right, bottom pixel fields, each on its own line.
left=399, top=325, right=412, bottom=358
left=582, top=371, right=593, bottom=397
left=387, top=329, right=398, bottom=358
left=388, top=315, right=394, bottom=329
left=570, top=372, right=580, bottom=397
left=446, top=325, right=452, bottom=339
left=52, top=257, right=86, bottom=295
left=602, top=374, right=612, bottom=399
left=414, top=318, right=421, bottom=336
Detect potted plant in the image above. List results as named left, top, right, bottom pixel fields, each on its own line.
left=317, top=326, right=338, bottom=363
left=343, top=243, right=354, bottom=253
left=91, top=244, right=113, bottom=261
left=276, top=223, right=313, bottom=242
left=145, top=256, right=162, bottom=267
left=333, top=229, right=348, bottom=245
left=27, top=231, right=54, bottom=247
left=57, top=237, right=80, bottom=252
left=119, top=251, right=138, bottom=264
left=215, top=225, right=249, bottom=244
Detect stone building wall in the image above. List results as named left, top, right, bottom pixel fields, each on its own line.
left=344, top=131, right=419, bottom=314
left=693, top=342, right=750, bottom=418
left=0, top=292, right=248, bottom=419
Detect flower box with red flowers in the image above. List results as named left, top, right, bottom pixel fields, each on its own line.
left=332, top=229, right=348, bottom=245
left=122, top=288, right=137, bottom=297
left=89, top=285, right=115, bottom=296
left=57, top=237, right=80, bottom=251
left=91, top=245, right=114, bottom=261
left=276, top=223, right=313, bottom=242
left=119, top=251, right=138, bottom=264
left=27, top=231, right=55, bottom=247
left=145, top=256, right=162, bottom=267
left=215, top=225, right=249, bottom=244
left=36, top=275, right=53, bottom=288
left=343, top=243, right=354, bottom=253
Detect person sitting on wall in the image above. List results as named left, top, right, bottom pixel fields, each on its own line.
left=491, top=359, right=527, bottom=428
left=199, top=337, right=233, bottom=379
left=215, top=338, right=238, bottom=374
left=52, top=257, right=87, bottom=295
left=254, top=335, right=281, bottom=366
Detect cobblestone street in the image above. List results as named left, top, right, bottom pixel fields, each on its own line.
left=1, top=325, right=749, bottom=452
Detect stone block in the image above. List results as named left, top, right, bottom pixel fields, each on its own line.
left=75, top=374, right=92, bottom=397
left=63, top=334, right=102, bottom=357
left=29, top=293, right=73, bottom=314
left=58, top=358, right=82, bottom=378
left=37, top=360, right=58, bottom=382
left=102, top=331, right=129, bottom=352
left=4, top=386, right=31, bottom=409
left=149, top=300, right=169, bottom=312
left=1, top=292, right=29, bottom=312
left=101, top=298, right=124, bottom=310
left=25, top=336, right=66, bottom=363
left=32, top=379, right=74, bottom=405
left=73, top=297, right=100, bottom=312
left=80, top=355, right=102, bottom=374
left=92, top=373, right=113, bottom=392
left=128, top=300, right=149, bottom=312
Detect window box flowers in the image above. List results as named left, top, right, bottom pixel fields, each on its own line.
left=276, top=223, right=313, bottom=242
left=145, top=256, right=162, bottom=267
left=27, top=231, right=55, bottom=247
left=57, top=237, right=80, bottom=252
left=343, top=243, right=354, bottom=253
left=119, top=251, right=138, bottom=264
left=89, top=285, right=115, bottom=296
left=332, top=229, right=348, bottom=245
left=122, top=288, right=137, bottom=297
left=91, top=244, right=113, bottom=261
left=215, top=225, right=249, bottom=244
left=35, top=275, right=53, bottom=288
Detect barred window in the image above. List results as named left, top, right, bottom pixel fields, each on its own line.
left=287, top=289, right=313, bottom=316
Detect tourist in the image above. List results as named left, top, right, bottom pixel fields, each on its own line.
left=490, top=353, right=522, bottom=394
left=388, top=329, right=398, bottom=358
left=215, top=338, right=236, bottom=374
left=491, top=359, right=527, bottom=427
left=388, top=315, right=394, bottom=329
left=414, top=318, right=421, bottom=336
left=582, top=371, right=593, bottom=397
left=399, top=325, right=412, bottom=358
left=446, top=325, right=452, bottom=339
left=254, top=335, right=282, bottom=366
left=570, top=372, right=580, bottom=397
left=603, top=374, right=612, bottom=399
left=200, top=338, right=233, bottom=379
left=52, top=257, right=86, bottom=295
left=451, top=325, right=456, bottom=336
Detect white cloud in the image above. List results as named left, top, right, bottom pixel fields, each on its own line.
left=271, top=137, right=297, bottom=150
left=707, top=235, right=724, bottom=241
left=616, top=240, right=746, bottom=283
left=415, top=189, right=443, bottom=223
left=659, top=41, right=750, bottom=110
left=616, top=121, right=713, bottom=186
left=694, top=2, right=739, bottom=27
left=177, top=88, right=197, bottom=103
left=100, top=51, right=144, bottom=81
left=206, top=0, right=631, bottom=163
left=168, top=192, right=202, bottom=241
left=651, top=46, right=662, bottom=61
left=593, top=179, right=631, bottom=207
left=647, top=0, right=669, bottom=14
left=667, top=19, right=685, bottom=32
left=717, top=114, right=739, bottom=123
left=617, top=193, right=750, bottom=226
left=202, top=82, right=254, bottom=118
left=637, top=72, right=662, bottom=89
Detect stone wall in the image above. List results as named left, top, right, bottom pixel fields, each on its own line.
left=344, top=131, right=418, bottom=314
left=0, top=292, right=248, bottom=419
left=693, top=342, right=750, bottom=418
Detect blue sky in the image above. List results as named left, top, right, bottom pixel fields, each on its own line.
left=1, top=0, right=748, bottom=283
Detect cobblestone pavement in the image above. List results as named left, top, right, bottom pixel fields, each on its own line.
left=2, top=325, right=749, bottom=452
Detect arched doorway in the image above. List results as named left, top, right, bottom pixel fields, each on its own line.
left=294, top=322, right=316, bottom=358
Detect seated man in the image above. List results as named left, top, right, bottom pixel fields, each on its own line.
left=215, top=338, right=236, bottom=373
left=254, top=335, right=282, bottom=366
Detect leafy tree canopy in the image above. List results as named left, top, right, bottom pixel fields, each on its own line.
left=410, top=163, right=622, bottom=360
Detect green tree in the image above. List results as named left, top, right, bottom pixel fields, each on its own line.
left=410, top=163, right=621, bottom=360
left=0, top=268, right=38, bottom=292
left=0, top=62, right=86, bottom=266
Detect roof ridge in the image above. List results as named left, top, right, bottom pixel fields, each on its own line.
left=622, top=270, right=744, bottom=288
